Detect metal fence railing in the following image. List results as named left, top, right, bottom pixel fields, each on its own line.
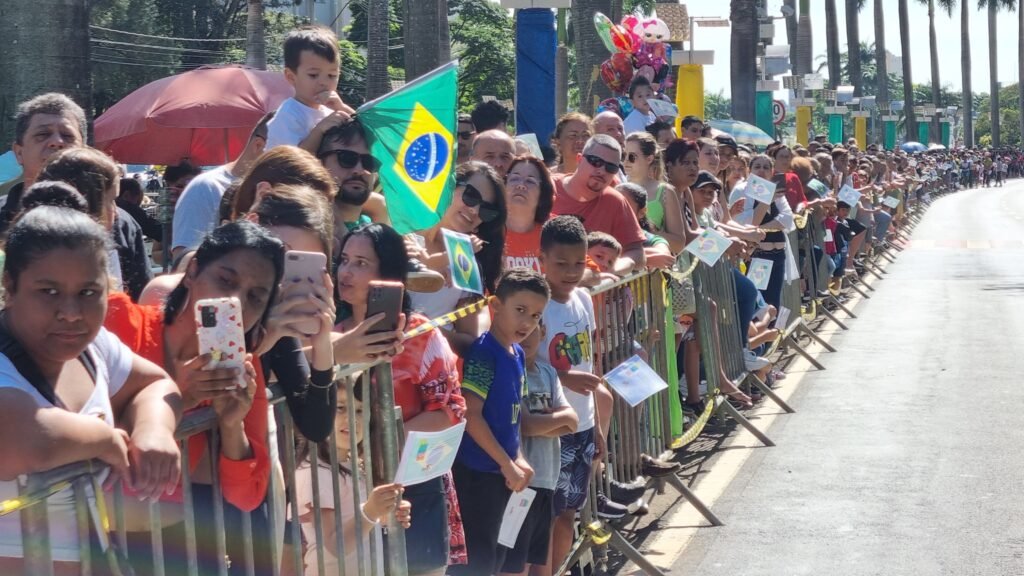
left=4, top=189, right=933, bottom=576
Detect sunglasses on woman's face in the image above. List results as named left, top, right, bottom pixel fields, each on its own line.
left=626, top=152, right=644, bottom=163
left=459, top=183, right=501, bottom=223
left=583, top=154, right=622, bottom=175
left=319, top=149, right=381, bottom=173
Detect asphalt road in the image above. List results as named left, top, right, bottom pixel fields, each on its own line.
left=669, top=181, right=1024, bottom=576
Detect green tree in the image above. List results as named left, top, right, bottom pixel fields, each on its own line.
left=705, top=91, right=732, bottom=121
left=448, top=0, right=515, bottom=112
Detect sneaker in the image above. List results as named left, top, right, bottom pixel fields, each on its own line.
left=609, top=478, right=646, bottom=503
left=595, top=492, right=628, bottom=520
left=743, top=349, right=770, bottom=371
left=640, top=454, right=680, bottom=477
left=406, top=258, right=445, bottom=293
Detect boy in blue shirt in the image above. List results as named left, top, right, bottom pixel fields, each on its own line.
left=451, top=268, right=551, bottom=576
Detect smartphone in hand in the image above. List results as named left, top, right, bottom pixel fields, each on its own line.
left=283, top=250, right=329, bottom=337
left=195, top=297, right=247, bottom=385
left=365, top=281, right=404, bottom=335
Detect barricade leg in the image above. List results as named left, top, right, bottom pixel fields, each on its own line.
left=782, top=332, right=827, bottom=370
left=828, top=293, right=859, bottom=318
left=661, top=473, right=724, bottom=526
left=844, top=278, right=872, bottom=300
left=745, top=372, right=795, bottom=413
left=716, top=398, right=775, bottom=447
left=797, top=322, right=837, bottom=353
left=817, top=301, right=849, bottom=330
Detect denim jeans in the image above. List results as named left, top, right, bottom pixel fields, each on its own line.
left=874, top=210, right=893, bottom=242
left=732, top=267, right=758, bottom=348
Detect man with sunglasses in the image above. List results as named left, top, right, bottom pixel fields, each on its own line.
left=552, top=134, right=646, bottom=275
left=457, top=113, right=477, bottom=165
left=471, top=129, right=517, bottom=177
left=316, top=119, right=445, bottom=291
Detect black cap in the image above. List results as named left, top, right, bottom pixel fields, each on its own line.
left=693, top=170, right=722, bottom=190
left=714, top=134, right=738, bottom=152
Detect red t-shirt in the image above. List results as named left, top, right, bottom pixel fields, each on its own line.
left=781, top=172, right=808, bottom=212
left=552, top=175, right=646, bottom=250
left=104, top=291, right=271, bottom=512
left=504, top=225, right=544, bottom=273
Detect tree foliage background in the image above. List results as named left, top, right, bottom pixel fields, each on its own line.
left=88, top=0, right=514, bottom=120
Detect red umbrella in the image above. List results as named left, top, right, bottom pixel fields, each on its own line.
left=94, top=65, right=293, bottom=166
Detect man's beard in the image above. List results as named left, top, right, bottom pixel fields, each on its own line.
left=338, top=179, right=371, bottom=206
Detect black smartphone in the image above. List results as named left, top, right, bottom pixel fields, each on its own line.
left=365, top=281, right=404, bottom=335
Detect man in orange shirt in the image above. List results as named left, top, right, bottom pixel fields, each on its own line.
left=552, top=134, right=646, bottom=275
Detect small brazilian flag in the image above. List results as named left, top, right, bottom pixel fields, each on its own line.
left=441, top=228, right=483, bottom=294
left=358, top=61, right=459, bottom=234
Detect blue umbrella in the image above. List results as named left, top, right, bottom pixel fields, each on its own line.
left=901, top=141, right=927, bottom=153
left=707, top=119, right=776, bottom=148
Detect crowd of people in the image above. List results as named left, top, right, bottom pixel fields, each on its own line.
left=0, top=23, right=1007, bottom=576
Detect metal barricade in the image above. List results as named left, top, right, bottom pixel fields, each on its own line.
left=8, top=361, right=408, bottom=576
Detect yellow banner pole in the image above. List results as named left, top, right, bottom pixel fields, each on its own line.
left=855, top=116, right=867, bottom=149
left=796, top=105, right=812, bottom=147
left=675, top=64, right=705, bottom=133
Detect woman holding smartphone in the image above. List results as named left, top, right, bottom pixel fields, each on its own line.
left=335, top=223, right=468, bottom=575
left=105, top=221, right=316, bottom=575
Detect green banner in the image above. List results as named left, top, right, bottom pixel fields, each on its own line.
left=828, top=114, right=844, bottom=144
left=755, top=92, right=775, bottom=139
left=918, top=121, right=929, bottom=145
left=884, top=121, right=896, bottom=150
left=941, top=122, right=951, bottom=148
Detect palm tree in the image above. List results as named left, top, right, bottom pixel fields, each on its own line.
left=898, top=0, right=916, bottom=141
left=730, top=0, right=758, bottom=123
left=0, top=0, right=92, bottom=144
left=366, top=0, right=391, bottom=99
left=245, top=0, right=266, bottom=70
left=825, top=0, right=841, bottom=89
left=571, top=0, right=613, bottom=111
left=962, top=0, right=973, bottom=146
left=404, top=0, right=449, bottom=81
left=980, top=0, right=1017, bottom=147
left=795, top=0, right=813, bottom=76
left=784, top=0, right=797, bottom=66
left=918, top=0, right=956, bottom=142
left=874, top=0, right=888, bottom=119
left=845, top=0, right=866, bottom=95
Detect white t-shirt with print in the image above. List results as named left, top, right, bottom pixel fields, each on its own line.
left=0, top=328, right=133, bottom=560
left=265, top=97, right=333, bottom=150
left=538, top=287, right=596, bottom=431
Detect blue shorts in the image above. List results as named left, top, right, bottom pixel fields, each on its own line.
left=554, top=427, right=596, bottom=514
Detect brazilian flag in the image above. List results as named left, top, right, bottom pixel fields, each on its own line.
left=358, top=61, right=458, bottom=234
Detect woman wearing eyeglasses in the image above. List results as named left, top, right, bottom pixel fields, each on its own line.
left=623, top=132, right=686, bottom=253
left=503, top=156, right=555, bottom=274
left=406, top=162, right=508, bottom=355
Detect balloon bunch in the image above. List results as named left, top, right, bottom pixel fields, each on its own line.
left=594, top=11, right=673, bottom=97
